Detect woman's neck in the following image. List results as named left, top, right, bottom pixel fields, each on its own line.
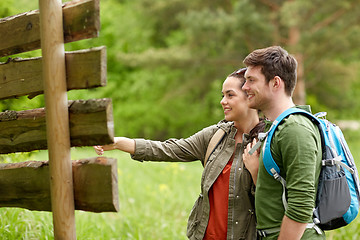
left=233, top=113, right=259, bottom=138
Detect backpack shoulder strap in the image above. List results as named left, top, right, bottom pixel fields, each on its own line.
left=262, top=108, right=318, bottom=177
left=204, top=128, right=225, bottom=167
left=262, top=108, right=320, bottom=212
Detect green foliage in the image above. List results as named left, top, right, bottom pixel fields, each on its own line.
left=0, top=0, right=13, bottom=18
left=0, top=152, right=35, bottom=164
left=96, top=0, right=360, bottom=138
left=2, top=0, right=360, bottom=138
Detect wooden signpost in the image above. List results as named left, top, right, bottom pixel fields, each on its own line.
left=0, top=0, right=118, bottom=239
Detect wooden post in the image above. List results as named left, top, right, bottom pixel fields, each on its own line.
left=39, top=0, right=76, bottom=239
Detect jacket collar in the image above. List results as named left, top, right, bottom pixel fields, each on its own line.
left=216, top=120, right=252, bottom=143
left=216, top=119, right=234, bottom=134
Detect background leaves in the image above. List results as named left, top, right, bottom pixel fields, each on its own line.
left=1, top=0, right=360, bottom=140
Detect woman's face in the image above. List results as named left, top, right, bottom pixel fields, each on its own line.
left=220, top=76, right=249, bottom=122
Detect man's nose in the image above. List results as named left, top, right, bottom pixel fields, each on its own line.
left=242, top=81, right=249, bottom=91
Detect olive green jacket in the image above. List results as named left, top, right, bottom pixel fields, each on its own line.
left=132, top=120, right=257, bottom=240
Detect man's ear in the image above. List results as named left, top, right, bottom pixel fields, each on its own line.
left=272, top=76, right=282, bottom=89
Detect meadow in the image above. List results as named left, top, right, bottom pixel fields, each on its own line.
left=1, top=130, right=360, bottom=239
left=0, top=148, right=201, bottom=240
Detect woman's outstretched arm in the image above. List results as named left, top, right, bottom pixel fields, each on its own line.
left=94, top=137, right=136, bottom=155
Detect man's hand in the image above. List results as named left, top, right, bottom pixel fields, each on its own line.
left=243, top=138, right=260, bottom=185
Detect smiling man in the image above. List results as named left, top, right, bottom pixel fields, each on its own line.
left=241, top=46, right=325, bottom=240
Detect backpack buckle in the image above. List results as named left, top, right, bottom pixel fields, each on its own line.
left=270, top=168, right=280, bottom=180
left=322, top=159, right=335, bottom=166
left=257, top=228, right=281, bottom=237
left=314, top=112, right=327, bottom=118
left=257, top=230, right=267, bottom=237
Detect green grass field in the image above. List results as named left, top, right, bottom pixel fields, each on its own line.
left=0, top=148, right=202, bottom=240
left=1, top=131, right=360, bottom=239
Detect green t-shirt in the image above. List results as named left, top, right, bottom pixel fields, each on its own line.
left=255, top=106, right=323, bottom=237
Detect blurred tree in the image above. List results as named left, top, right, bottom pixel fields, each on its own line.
left=0, top=0, right=13, bottom=17
left=112, top=0, right=360, bottom=138
left=112, top=0, right=274, bottom=138
left=252, top=0, right=360, bottom=115
left=1, top=0, right=360, bottom=139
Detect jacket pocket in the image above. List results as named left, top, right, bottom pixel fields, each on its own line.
left=187, top=194, right=203, bottom=239
left=238, top=208, right=256, bottom=240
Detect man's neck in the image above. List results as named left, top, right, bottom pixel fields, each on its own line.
left=263, top=97, right=295, bottom=121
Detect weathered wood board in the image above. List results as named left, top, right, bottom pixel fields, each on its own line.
left=0, top=0, right=100, bottom=57
left=0, top=157, right=119, bottom=212
left=0, top=98, right=114, bottom=154
left=0, top=47, right=106, bottom=100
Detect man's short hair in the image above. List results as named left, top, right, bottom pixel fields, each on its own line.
left=243, top=46, right=298, bottom=96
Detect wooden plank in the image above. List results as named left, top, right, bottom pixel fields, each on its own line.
left=0, top=157, right=119, bottom=212
left=73, top=157, right=119, bottom=212
left=0, top=46, right=107, bottom=100
left=0, top=98, right=114, bottom=154
left=0, top=0, right=100, bottom=57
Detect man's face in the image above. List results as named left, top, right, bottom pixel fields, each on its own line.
left=242, top=65, right=271, bottom=111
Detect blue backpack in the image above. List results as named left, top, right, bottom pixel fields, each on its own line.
left=258, top=108, right=360, bottom=231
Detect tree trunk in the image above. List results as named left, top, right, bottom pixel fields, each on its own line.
left=293, top=53, right=306, bottom=105
left=288, top=25, right=306, bottom=105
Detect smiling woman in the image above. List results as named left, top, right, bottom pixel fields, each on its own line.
left=94, top=68, right=265, bottom=240
left=221, top=68, right=256, bottom=128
